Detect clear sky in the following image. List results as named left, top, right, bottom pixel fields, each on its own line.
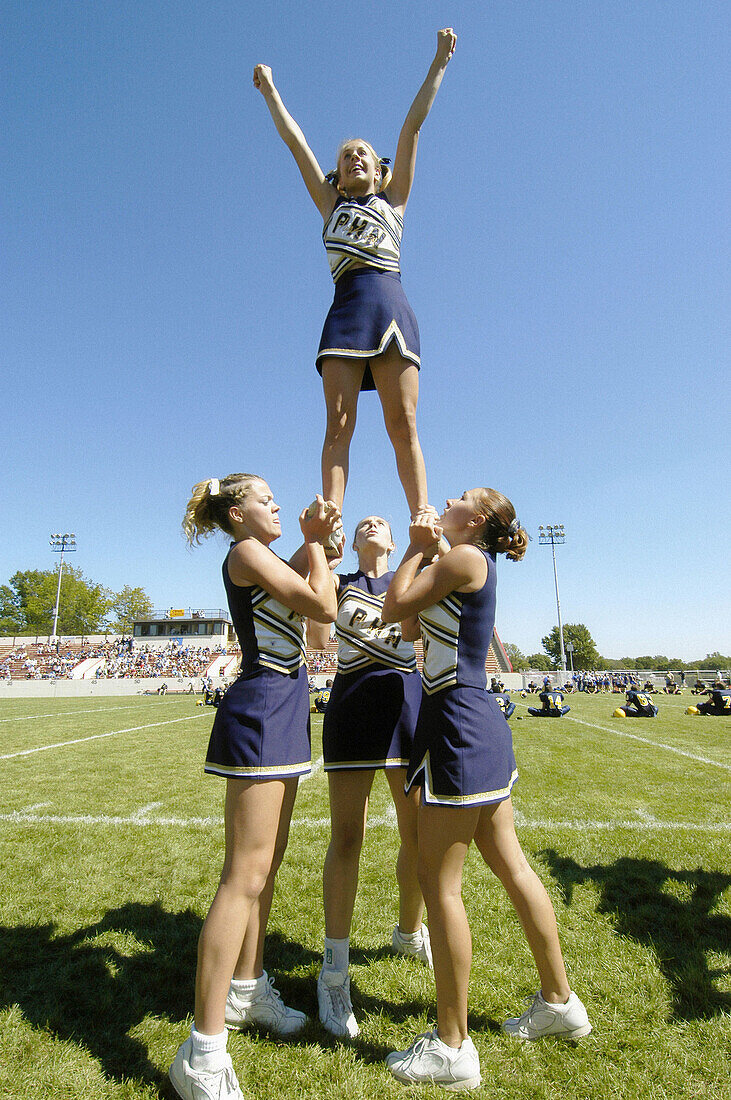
left=3, top=1, right=729, bottom=661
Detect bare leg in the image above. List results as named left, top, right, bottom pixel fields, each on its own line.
left=323, top=769, right=375, bottom=939
left=385, top=768, right=425, bottom=933
left=370, top=346, right=428, bottom=517
left=473, top=797, right=570, bottom=1003
left=194, top=777, right=297, bottom=1034
left=232, top=778, right=299, bottom=979
left=320, top=358, right=366, bottom=512
left=417, top=802, right=480, bottom=1046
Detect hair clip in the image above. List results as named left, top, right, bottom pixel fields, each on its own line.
left=508, top=518, right=520, bottom=535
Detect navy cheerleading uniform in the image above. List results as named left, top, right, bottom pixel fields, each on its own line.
left=205, top=545, right=311, bottom=780
left=316, top=193, right=420, bottom=392
left=323, top=570, right=422, bottom=770
left=406, top=550, right=519, bottom=807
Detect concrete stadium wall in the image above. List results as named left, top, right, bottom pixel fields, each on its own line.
left=0, top=677, right=219, bottom=699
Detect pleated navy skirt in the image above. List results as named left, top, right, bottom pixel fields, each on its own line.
left=316, top=268, right=420, bottom=392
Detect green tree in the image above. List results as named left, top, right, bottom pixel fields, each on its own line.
left=0, top=567, right=112, bottom=636
left=541, top=623, right=600, bottom=670
left=503, top=643, right=528, bottom=671
left=526, top=653, right=553, bottom=671
left=696, top=652, right=731, bottom=670
left=108, top=585, right=154, bottom=634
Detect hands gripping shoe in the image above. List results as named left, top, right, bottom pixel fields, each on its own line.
left=317, top=969, right=359, bottom=1038
left=305, top=500, right=344, bottom=559
left=502, top=990, right=592, bottom=1040
left=169, top=1039, right=244, bottom=1100
left=391, top=923, right=433, bottom=968
left=386, top=1030, right=482, bottom=1090
left=225, top=971, right=307, bottom=1036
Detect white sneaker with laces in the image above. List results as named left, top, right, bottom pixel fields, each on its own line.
left=386, top=1030, right=481, bottom=1090
left=317, top=969, right=359, bottom=1038
left=391, top=923, right=433, bottom=968
left=169, top=1038, right=243, bottom=1100
left=225, top=971, right=307, bottom=1035
left=502, top=990, right=592, bottom=1040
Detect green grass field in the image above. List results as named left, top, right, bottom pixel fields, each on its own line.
left=0, top=693, right=729, bottom=1099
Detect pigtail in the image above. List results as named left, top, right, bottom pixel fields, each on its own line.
left=182, top=473, right=260, bottom=547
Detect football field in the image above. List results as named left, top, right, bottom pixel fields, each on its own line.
left=0, top=693, right=728, bottom=1099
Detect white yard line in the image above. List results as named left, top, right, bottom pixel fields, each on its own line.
left=300, top=755, right=324, bottom=782
left=564, top=714, right=731, bottom=770
left=513, top=703, right=730, bottom=770
left=0, top=703, right=163, bottom=723
left=0, top=713, right=208, bottom=760
left=1, top=803, right=726, bottom=833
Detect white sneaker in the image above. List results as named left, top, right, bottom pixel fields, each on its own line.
left=169, top=1039, right=243, bottom=1100
left=386, top=1030, right=481, bottom=1090
left=317, top=969, right=359, bottom=1038
left=392, top=923, right=433, bottom=968
left=502, top=990, right=592, bottom=1040
left=225, top=971, right=307, bottom=1036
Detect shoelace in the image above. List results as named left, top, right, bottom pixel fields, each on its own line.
left=325, top=981, right=353, bottom=1018
left=517, top=992, right=542, bottom=1023
left=405, top=1031, right=435, bottom=1056
left=264, top=975, right=283, bottom=1002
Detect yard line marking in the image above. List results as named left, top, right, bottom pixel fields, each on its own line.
left=300, top=755, right=324, bottom=783
left=0, top=714, right=208, bottom=760
left=1, top=807, right=728, bottom=833
left=564, top=715, right=731, bottom=770
left=513, top=703, right=730, bottom=770
left=0, top=703, right=165, bottom=723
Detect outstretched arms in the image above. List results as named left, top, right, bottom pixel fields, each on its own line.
left=387, top=28, right=457, bottom=212
left=253, top=64, right=338, bottom=219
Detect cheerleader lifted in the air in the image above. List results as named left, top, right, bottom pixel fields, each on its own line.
left=253, top=29, right=457, bottom=531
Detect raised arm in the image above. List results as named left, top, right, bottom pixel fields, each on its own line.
left=228, top=504, right=339, bottom=623
left=253, top=64, right=338, bottom=219
left=381, top=517, right=484, bottom=623
left=386, top=28, right=457, bottom=212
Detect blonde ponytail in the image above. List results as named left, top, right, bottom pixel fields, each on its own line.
left=182, top=473, right=261, bottom=546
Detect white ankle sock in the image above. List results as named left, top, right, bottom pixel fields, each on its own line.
left=396, top=925, right=423, bottom=943
left=323, top=936, right=349, bottom=975
left=230, top=972, right=265, bottom=997
left=189, top=1027, right=228, bottom=1071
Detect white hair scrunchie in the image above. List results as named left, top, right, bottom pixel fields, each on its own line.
left=208, top=478, right=220, bottom=497
left=508, top=518, right=520, bottom=536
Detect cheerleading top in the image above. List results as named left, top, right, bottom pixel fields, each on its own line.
left=335, top=569, right=417, bottom=675
left=323, top=193, right=403, bottom=283
left=418, top=549, right=496, bottom=695
left=223, top=544, right=306, bottom=676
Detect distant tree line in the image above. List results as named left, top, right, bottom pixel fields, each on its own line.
left=504, top=628, right=729, bottom=673
left=0, top=567, right=153, bottom=636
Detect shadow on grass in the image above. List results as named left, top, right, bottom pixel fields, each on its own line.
left=0, top=903, right=447, bottom=1087
left=541, top=851, right=731, bottom=1020
left=0, top=901, right=202, bottom=1093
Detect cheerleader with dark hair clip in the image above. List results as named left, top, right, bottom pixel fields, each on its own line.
left=381, top=490, right=591, bottom=1090
left=253, top=29, right=457, bottom=534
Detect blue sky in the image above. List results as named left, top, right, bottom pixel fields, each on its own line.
left=3, top=1, right=729, bottom=660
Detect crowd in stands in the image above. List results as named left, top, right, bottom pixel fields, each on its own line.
left=95, top=643, right=226, bottom=679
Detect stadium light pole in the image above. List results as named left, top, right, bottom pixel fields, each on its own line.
left=49, top=533, right=76, bottom=648
left=538, top=524, right=566, bottom=677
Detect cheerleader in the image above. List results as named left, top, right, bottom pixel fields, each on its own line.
left=253, top=29, right=457, bottom=525
left=308, top=516, right=430, bottom=1038
left=381, top=491, right=591, bottom=1090
left=170, top=475, right=338, bottom=1100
